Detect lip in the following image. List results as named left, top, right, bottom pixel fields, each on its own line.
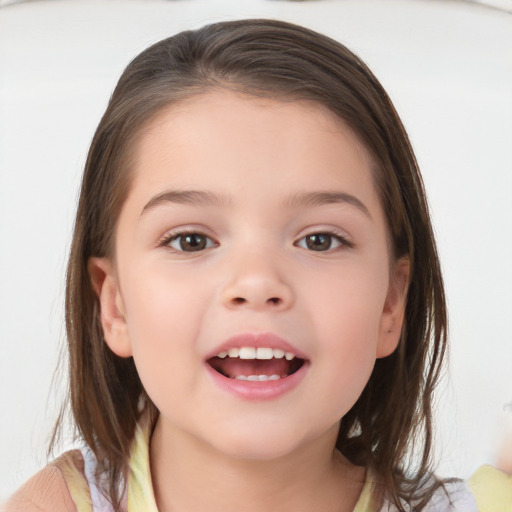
left=204, top=332, right=309, bottom=400
left=205, top=332, right=309, bottom=360
left=205, top=361, right=309, bottom=400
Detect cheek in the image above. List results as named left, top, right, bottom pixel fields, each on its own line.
left=304, top=263, right=388, bottom=409
left=310, top=262, right=388, bottom=341
left=122, top=259, right=203, bottom=331
left=119, top=264, right=206, bottom=385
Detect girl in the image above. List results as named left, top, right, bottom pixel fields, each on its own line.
left=5, top=18, right=511, bottom=512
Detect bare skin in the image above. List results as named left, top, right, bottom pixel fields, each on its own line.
left=150, top=418, right=366, bottom=512
left=3, top=462, right=76, bottom=512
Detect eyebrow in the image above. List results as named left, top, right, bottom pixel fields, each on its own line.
left=141, top=188, right=371, bottom=219
left=141, top=189, right=232, bottom=215
left=285, top=191, right=371, bottom=218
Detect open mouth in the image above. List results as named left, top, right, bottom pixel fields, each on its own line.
left=207, top=347, right=305, bottom=381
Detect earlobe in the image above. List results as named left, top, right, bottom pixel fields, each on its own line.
left=88, top=257, right=133, bottom=358
left=377, top=256, right=410, bottom=358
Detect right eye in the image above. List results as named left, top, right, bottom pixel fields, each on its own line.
left=166, top=232, right=217, bottom=252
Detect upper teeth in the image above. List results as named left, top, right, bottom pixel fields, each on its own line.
left=216, top=347, right=295, bottom=360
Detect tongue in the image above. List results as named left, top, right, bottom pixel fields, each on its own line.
left=209, top=357, right=292, bottom=378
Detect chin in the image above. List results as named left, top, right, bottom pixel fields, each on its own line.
left=206, top=424, right=317, bottom=462
left=217, top=441, right=301, bottom=461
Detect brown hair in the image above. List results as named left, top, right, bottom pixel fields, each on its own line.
left=54, top=19, right=447, bottom=511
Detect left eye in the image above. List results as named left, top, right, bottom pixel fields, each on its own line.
left=167, top=233, right=216, bottom=252
left=296, top=233, right=346, bottom=252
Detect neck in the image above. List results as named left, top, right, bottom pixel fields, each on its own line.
left=149, top=417, right=365, bottom=512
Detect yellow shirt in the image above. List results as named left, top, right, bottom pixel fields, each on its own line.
left=468, top=465, right=512, bottom=512
left=55, top=421, right=512, bottom=512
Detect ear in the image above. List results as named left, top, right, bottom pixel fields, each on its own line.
left=88, top=257, right=133, bottom=358
left=377, top=256, right=410, bottom=358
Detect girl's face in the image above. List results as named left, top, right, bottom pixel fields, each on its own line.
left=92, top=90, right=408, bottom=461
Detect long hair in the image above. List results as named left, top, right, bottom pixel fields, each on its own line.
left=54, top=19, right=447, bottom=510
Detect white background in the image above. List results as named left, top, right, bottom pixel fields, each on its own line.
left=0, top=0, right=511, bottom=502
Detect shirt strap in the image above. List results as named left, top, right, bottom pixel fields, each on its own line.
left=126, top=417, right=159, bottom=512
left=53, top=449, right=93, bottom=512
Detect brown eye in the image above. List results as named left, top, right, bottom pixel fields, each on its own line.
left=168, top=233, right=215, bottom=252
left=297, top=233, right=346, bottom=252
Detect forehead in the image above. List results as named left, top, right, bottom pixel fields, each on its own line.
left=129, top=90, right=375, bottom=195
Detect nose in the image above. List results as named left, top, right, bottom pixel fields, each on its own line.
left=221, top=253, right=294, bottom=312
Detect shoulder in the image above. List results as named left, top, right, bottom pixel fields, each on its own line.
left=3, top=464, right=76, bottom=512
left=3, top=450, right=86, bottom=512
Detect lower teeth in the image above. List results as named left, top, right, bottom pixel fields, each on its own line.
left=234, top=374, right=281, bottom=381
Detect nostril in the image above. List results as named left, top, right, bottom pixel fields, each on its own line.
left=231, top=297, right=282, bottom=306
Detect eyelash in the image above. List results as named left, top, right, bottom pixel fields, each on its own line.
left=158, top=229, right=353, bottom=253
left=159, top=230, right=218, bottom=253
left=295, top=230, right=354, bottom=252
